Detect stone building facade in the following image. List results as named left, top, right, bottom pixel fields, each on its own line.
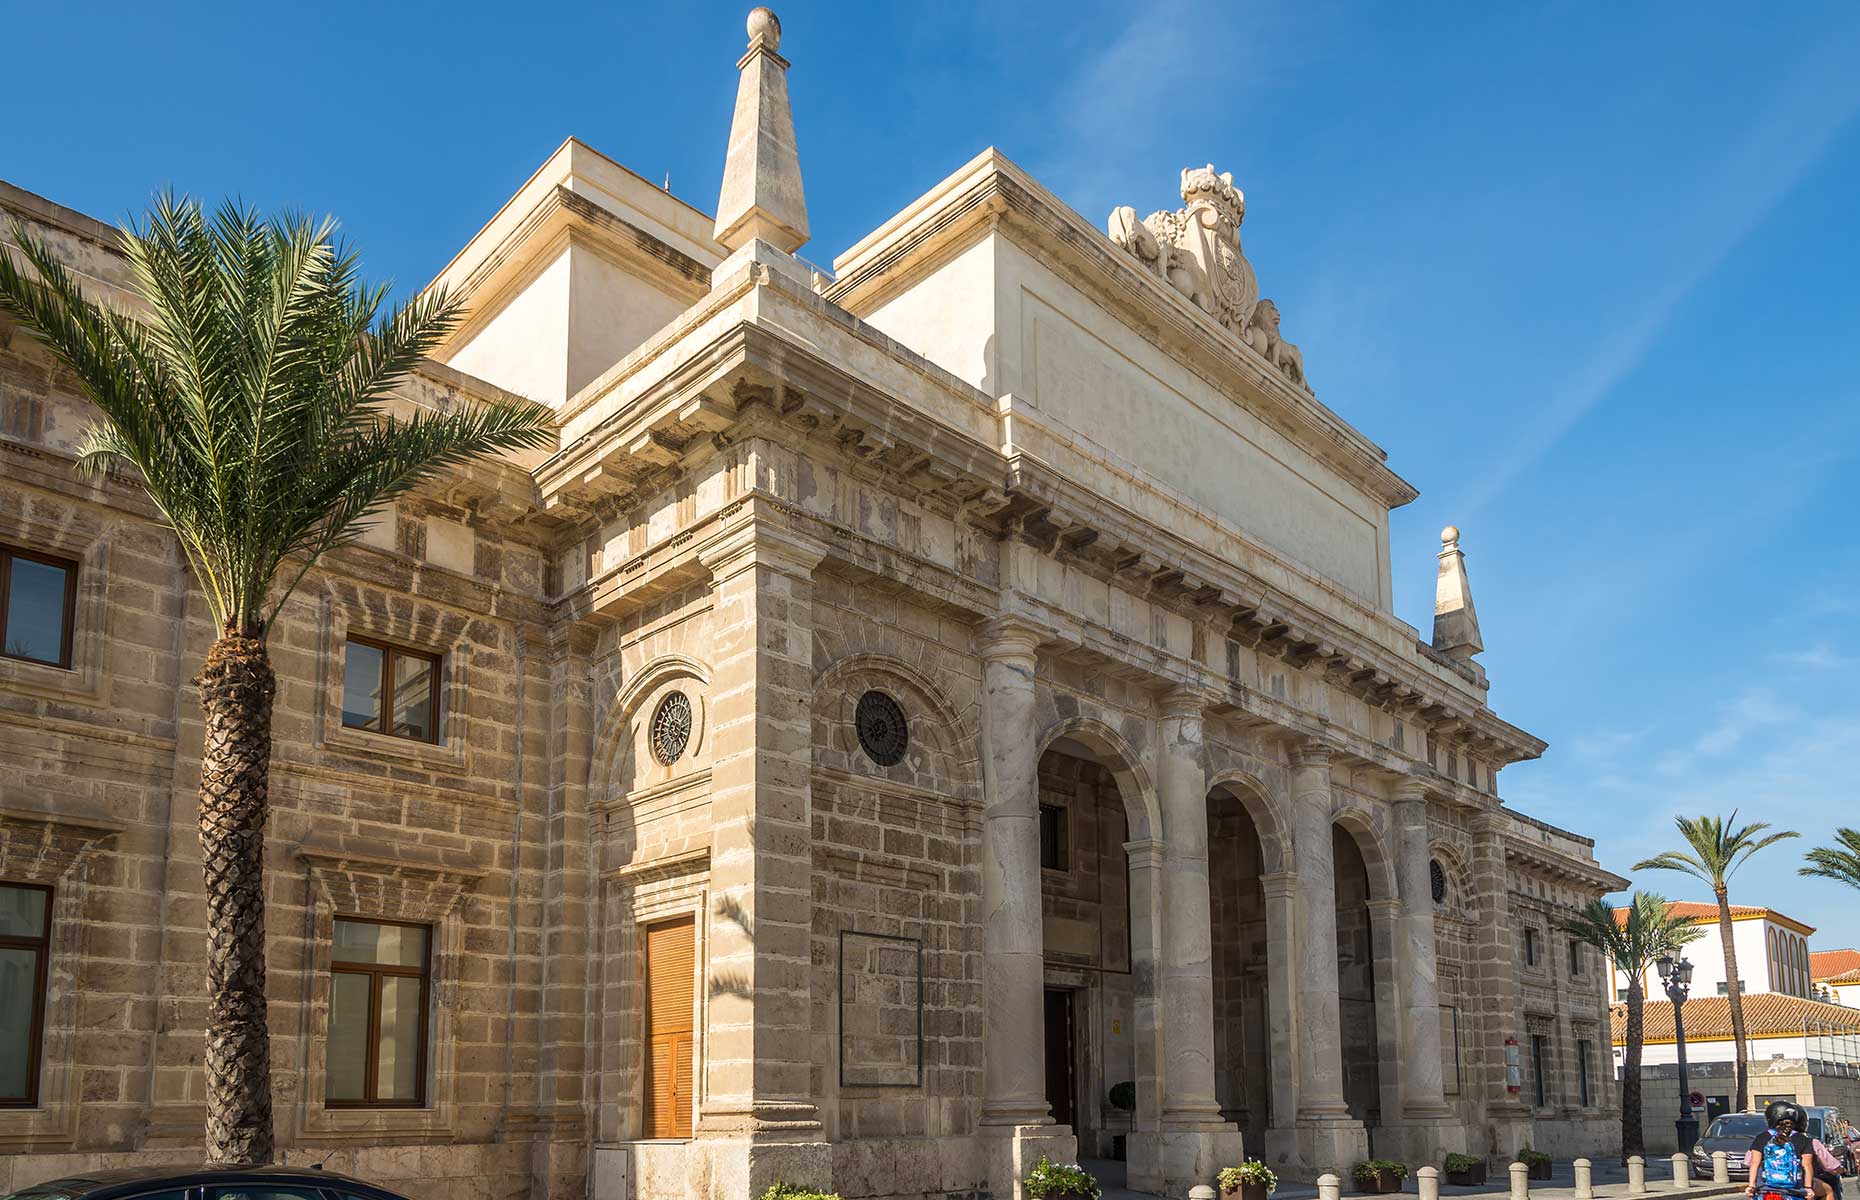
left=0, top=9, right=1623, bottom=1200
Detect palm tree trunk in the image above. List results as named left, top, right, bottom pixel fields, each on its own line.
left=1718, top=887, right=1749, bottom=1113
left=197, top=633, right=276, bottom=1165
left=1624, top=977, right=1646, bottom=1161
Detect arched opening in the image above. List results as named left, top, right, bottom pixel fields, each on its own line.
left=1209, top=784, right=1272, bottom=1151
left=1334, top=823, right=1382, bottom=1132
left=1035, top=726, right=1158, bottom=1185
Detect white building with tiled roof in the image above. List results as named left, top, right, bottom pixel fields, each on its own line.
left=1812, top=949, right=1860, bottom=1006
left=1611, top=903, right=1816, bottom=1004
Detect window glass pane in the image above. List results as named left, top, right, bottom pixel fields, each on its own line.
left=0, top=888, right=46, bottom=939
left=0, top=947, right=40, bottom=1100
left=327, top=970, right=370, bottom=1101
left=391, top=651, right=435, bottom=740
left=4, top=557, right=69, bottom=665
left=208, top=1188, right=327, bottom=1200
left=376, top=974, right=424, bottom=1101
left=341, top=641, right=384, bottom=730
left=333, top=919, right=427, bottom=967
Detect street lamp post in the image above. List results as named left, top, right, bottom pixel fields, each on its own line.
left=1659, top=954, right=1699, bottom=1153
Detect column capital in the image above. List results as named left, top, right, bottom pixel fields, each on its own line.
left=1157, top=683, right=1219, bottom=720
left=1288, top=739, right=1332, bottom=771
left=1468, top=804, right=1510, bottom=837
left=1391, top=776, right=1432, bottom=809
left=978, top=614, right=1047, bottom=662
left=1122, top=837, right=1166, bottom=871
left=1260, top=869, right=1298, bottom=900
left=699, top=511, right=828, bottom=583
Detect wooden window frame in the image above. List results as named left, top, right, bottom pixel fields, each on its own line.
left=0, top=882, right=52, bottom=1107
left=1530, top=1032, right=1549, bottom=1107
left=1523, top=926, right=1539, bottom=967
left=0, top=547, right=77, bottom=670
left=1577, top=1039, right=1593, bottom=1107
left=1568, top=939, right=1582, bottom=977
left=341, top=635, right=442, bottom=744
left=643, top=915, right=697, bottom=1140
left=327, top=916, right=431, bottom=1109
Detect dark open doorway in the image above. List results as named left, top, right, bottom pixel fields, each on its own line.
left=1045, top=987, right=1078, bottom=1130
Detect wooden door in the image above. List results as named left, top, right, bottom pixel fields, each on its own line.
left=644, top=916, right=695, bottom=1138
left=1044, top=988, right=1077, bottom=1130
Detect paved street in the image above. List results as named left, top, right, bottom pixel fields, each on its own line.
left=1085, top=1158, right=1751, bottom=1200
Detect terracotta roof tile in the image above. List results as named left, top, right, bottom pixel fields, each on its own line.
left=1610, top=993, right=1860, bottom=1045
left=1813, top=949, right=1860, bottom=981
left=1609, top=902, right=1813, bottom=934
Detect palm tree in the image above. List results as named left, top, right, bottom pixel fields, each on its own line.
left=1634, top=811, right=1798, bottom=1113
left=1560, top=891, right=1703, bottom=1160
left=1801, top=828, right=1860, bottom=893
left=0, top=197, right=554, bottom=1164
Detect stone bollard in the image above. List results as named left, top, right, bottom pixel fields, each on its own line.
left=1418, top=1166, right=1440, bottom=1200
left=1191, top=1188, right=1217, bottom=1200
left=1629, top=1156, right=1647, bottom=1195
left=1510, top=1161, right=1530, bottom=1200
left=1575, top=1158, right=1593, bottom=1200
left=1672, top=1154, right=1691, bottom=1189
left=1318, top=1174, right=1341, bottom=1200
left=1713, top=1151, right=1729, bottom=1184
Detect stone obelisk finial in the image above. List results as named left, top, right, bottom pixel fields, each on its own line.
left=714, top=7, right=808, bottom=254
left=1432, top=525, right=1484, bottom=659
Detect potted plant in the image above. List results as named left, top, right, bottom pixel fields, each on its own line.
left=1515, top=1149, right=1552, bottom=1182
left=1219, top=1161, right=1279, bottom=1200
left=1352, top=1161, right=1410, bottom=1195
left=1026, top=1156, right=1102, bottom=1200
left=759, top=1184, right=843, bottom=1200
left=1443, top=1154, right=1487, bottom=1186
left=1108, top=1081, right=1137, bottom=1113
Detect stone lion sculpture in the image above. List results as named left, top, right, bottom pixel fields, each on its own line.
left=1244, top=299, right=1310, bottom=392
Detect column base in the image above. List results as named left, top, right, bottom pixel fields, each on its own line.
left=1484, top=1111, right=1533, bottom=1163
left=1373, top=1114, right=1468, bottom=1164
left=982, top=1122, right=1078, bottom=1200
left=1127, top=1125, right=1246, bottom=1196
left=1262, top=1115, right=1369, bottom=1181
left=685, top=1130, right=832, bottom=1200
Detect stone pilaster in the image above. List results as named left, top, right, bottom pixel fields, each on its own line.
left=977, top=616, right=1075, bottom=1199
left=691, top=515, right=831, bottom=1199
left=1391, top=780, right=1465, bottom=1156
left=1260, top=870, right=1302, bottom=1168
left=1470, top=806, right=1530, bottom=1159
left=1129, top=688, right=1243, bottom=1195
left=1288, top=742, right=1368, bottom=1169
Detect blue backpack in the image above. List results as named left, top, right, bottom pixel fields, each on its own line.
left=1758, top=1134, right=1805, bottom=1193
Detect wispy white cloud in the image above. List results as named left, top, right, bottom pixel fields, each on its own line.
left=1773, top=644, right=1855, bottom=671
left=1452, top=35, right=1860, bottom=518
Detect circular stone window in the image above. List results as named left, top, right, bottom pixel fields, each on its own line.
left=1429, top=858, right=1448, bottom=905
left=650, top=691, right=693, bottom=765
left=855, top=690, right=909, bottom=767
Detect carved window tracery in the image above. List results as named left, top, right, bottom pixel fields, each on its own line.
left=1430, top=858, right=1448, bottom=905
left=650, top=692, right=693, bottom=765
left=854, top=690, right=908, bottom=767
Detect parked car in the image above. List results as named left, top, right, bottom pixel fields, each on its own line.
left=1, top=1166, right=413, bottom=1200
left=1693, top=1107, right=1850, bottom=1179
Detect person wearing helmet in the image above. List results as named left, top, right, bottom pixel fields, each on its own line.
left=1748, top=1102, right=1817, bottom=1199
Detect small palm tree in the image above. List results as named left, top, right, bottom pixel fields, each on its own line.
left=0, top=197, right=554, bottom=1164
left=1634, top=811, right=1798, bottom=1113
left=1801, top=828, right=1860, bottom=893
left=1560, top=892, right=1703, bottom=1161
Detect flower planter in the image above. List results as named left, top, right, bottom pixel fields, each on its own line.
left=1220, top=1185, right=1270, bottom=1200
left=1356, top=1173, right=1403, bottom=1195
left=1446, top=1165, right=1487, bottom=1186
left=1526, top=1163, right=1552, bottom=1182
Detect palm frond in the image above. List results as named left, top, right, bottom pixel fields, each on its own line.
left=1801, top=828, right=1860, bottom=892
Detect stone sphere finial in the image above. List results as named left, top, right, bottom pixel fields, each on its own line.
left=1441, top=524, right=1460, bottom=546
left=747, top=6, right=781, bottom=49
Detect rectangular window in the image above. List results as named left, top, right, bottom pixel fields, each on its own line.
left=1531, top=1033, right=1549, bottom=1107
left=341, top=637, right=440, bottom=743
left=645, top=916, right=696, bottom=1139
left=1523, top=928, right=1538, bottom=966
left=0, top=548, right=76, bottom=669
left=1568, top=940, right=1582, bottom=976
left=0, top=884, right=50, bottom=1106
left=327, top=918, right=429, bottom=1107
left=1039, top=804, right=1069, bottom=872
left=1716, top=979, right=1747, bottom=996
left=1617, top=987, right=1630, bottom=1001
left=1577, top=1040, right=1593, bottom=1106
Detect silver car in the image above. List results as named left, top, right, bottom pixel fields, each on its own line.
left=1693, top=1107, right=1850, bottom=1180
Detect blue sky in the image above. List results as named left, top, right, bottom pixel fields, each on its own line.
left=9, top=3, right=1860, bottom=940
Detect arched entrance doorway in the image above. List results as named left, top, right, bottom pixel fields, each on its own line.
left=1334, top=824, right=1381, bottom=1133
left=1035, top=728, right=1159, bottom=1186
left=1209, top=785, right=1272, bottom=1152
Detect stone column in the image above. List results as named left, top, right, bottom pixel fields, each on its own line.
left=1129, top=689, right=1242, bottom=1195
left=977, top=617, right=1074, bottom=1198
left=694, top=515, right=831, bottom=1198
left=1260, top=870, right=1301, bottom=1161
left=1289, top=742, right=1368, bottom=1169
left=1391, top=780, right=1465, bottom=1153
